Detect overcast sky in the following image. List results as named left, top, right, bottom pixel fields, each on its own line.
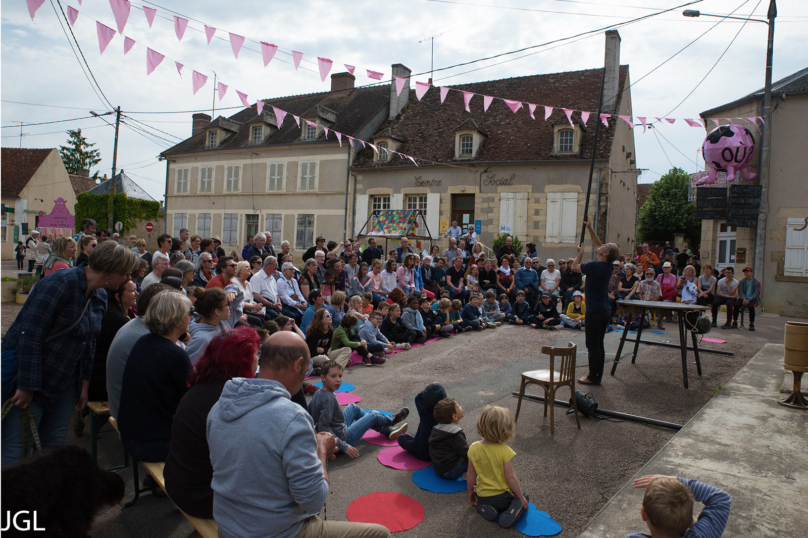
left=3, top=0, right=807, bottom=203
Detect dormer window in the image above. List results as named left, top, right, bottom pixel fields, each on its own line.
left=554, top=124, right=581, bottom=154
left=207, top=131, right=218, bottom=148
left=303, top=123, right=317, bottom=141
left=251, top=126, right=263, bottom=145
left=377, top=141, right=389, bottom=162
left=460, top=135, right=474, bottom=156
left=558, top=129, right=574, bottom=152
left=454, top=129, right=484, bottom=160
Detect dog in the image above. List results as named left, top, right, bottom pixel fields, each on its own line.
left=1, top=445, right=125, bottom=537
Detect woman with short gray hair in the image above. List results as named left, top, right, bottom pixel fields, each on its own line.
left=43, top=237, right=77, bottom=277
left=1, top=240, right=141, bottom=465
left=174, top=260, right=196, bottom=290
left=118, top=291, right=193, bottom=462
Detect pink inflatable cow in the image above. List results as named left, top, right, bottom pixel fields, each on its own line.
left=698, top=124, right=758, bottom=185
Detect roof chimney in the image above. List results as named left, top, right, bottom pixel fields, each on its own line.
left=389, top=64, right=411, bottom=120
left=77, top=168, right=90, bottom=177
left=192, top=113, right=212, bottom=137
left=331, top=72, right=355, bottom=92
left=603, top=30, right=621, bottom=113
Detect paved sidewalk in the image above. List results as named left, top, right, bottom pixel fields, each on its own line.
left=578, top=343, right=808, bottom=538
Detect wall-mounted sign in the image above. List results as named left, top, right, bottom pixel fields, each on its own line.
left=439, top=219, right=449, bottom=234
left=475, top=220, right=481, bottom=234
left=727, top=184, right=762, bottom=228
left=483, top=173, right=516, bottom=186
left=695, top=187, right=728, bottom=220
left=37, top=198, right=75, bottom=230
left=414, top=176, right=442, bottom=187
left=499, top=223, right=512, bottom=234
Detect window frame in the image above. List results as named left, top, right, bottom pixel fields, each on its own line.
left=173, top=213, right=187, bottom=236
left=303, top=123, right=317, bottom=141
left=175, top=168, right=189, bottom=194
left=459, top=135, right=474, bottom=156
left=265, top=213, right=283, bottom=240
left=225, top=164, right=241, bottom=193
left=558, top=129, right=574, bottom=153
left=251, top=125, right=264, bottom=145
left=199, top=166, right=214, bottom=193
left=197, top=213, right=212, bottom=238
left=299, top=161, right=317, bottom=192
left=223, top=213, right=239, bottom=246
left=267, top=162, right=285, bottom=192
left=207, top=130, right=218, bottom=149
left=377, top=141, right=389, bottom=163
left=406, top=195, right=428, bottom=211
left=296, top=214, right=315, bottom=249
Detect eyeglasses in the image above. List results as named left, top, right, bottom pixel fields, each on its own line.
left=227, top=264, right=237, bottom=268
left=203, top=259, right=213, bottom=263
left=323, top=313, right=332, bottom=318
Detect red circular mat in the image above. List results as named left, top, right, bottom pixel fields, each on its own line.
left=346, top=492, right=424, bottom=533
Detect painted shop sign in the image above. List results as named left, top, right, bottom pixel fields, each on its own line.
left=483, top=173, right=515, bottom=186
left=413, top=176, right=442, bottom=187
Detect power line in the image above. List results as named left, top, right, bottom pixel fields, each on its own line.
left=122, top=115, right=184, bottom=141
left=652, top=128, right=675, bottom=169
left=2, top=115, right=99, bottom=128
left=0, top=124, right=112, bottom=138
left=653, top=126, right=700, bottom=167
left=1, top=99, right=98, bottom=111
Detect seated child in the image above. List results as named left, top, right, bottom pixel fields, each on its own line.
left=332, top=314, right=386, bottom=366
left=418, top=297, right=441, bottom=336
left=482, top=290, right=506, bottom=323
left=498, top=294, right=512, bottom=319
left=432, top=289, right=452, bottom=312
left=461, top=293, right=484, bottom=331
left=326, top=291, right=347, bottom=326
left=402, top=296, right=431, bottom=343
left=380, top=304, right=414, bottom=348
left=627, top=475, right=731, bottom=538
left=309, top=361, right=409, bottom=457
left=435, top=298, right=460, bottom=334
left=429, top=398, right=469, bottom=480
left=560, top=290, right=586, bottom=330
left=509, top=291, right=532, bottom=325
left=530, top=292, right=560, bottom=330
left=347, top=295, right=368, bottom=327
left=358, top=310, right=395, bottom=360
left=361, top=292, right=374, bottom=315
left=398, top=383, right=446, bottom=461
left=468, top=406, right=529, bottom=528
left=451, top=299, right=465, bottom=330
left=377, top=301, right=390, bottom=318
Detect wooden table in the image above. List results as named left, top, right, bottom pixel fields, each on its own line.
left=611, top=300, right=735, bottom=389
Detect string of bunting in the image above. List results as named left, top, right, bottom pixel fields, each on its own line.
left=26, top=0, right=765, bottom=139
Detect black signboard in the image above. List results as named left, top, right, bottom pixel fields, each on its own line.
left=21, top=222, right=28, bottom=235
left=696, top=187, right=728, bottom=220
left=728, top=185, right=762, bottom=228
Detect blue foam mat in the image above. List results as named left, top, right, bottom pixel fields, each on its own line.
left=312, top=381, right=355, bottom=393
left=369, top=409, right=393, bottom=417
left=514, top=502, right=562, bottom=536
left=412, top=466, right=466, bottom=493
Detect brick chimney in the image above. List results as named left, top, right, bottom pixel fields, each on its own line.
left=192, top=113, right=211, bottom=137
left=77, top=168, right=90, bottom=177
left=389, top=64, right=411, bottom=120
left=331, top=72, right=355, bottom=92
left=603, top=30, right=621, bottom=113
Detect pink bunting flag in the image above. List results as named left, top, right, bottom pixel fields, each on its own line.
left=755, top=116, right=765, bottom=124
left=600, top=114, right=610, bottom=127
left=96, top=21, right=116, bottom=55
left=581, top=111, right=590, bottom=125
left=357, top=139, right=365, bottom=148
left=335, top=132, right=342, bottom=147
left=318, top=57, right=333, bottom=82
left=347, top=136, right=354, bottom=147
left=462, top=91, right=474, bottom=112
left=260, top=42, right=278, bottom=66
left=146, top=48, right=164, bottom=75
left=109, top=0, right=130, bottom=34
left=528, top=103, right=537, bottom=120
left=292, top=51, right=303, bottom=70
left=439, top=87, right=449, bottom=104
left=637, top=116, right=647, bottom=133
left=217, top=82, right=228, bottom=102
left=256, top=101, right=264, bottom=115
left=175, top=62, right=183, bottom=77
left=143, top=6, right=156, bottom=27
left=292, top=115, right=300, bottom=128
left=26, top=0, right=46, bottom=20
left=272, top=107, right=287, bottom=127
left=174, top=16, right=188, bottom=41
left=123, top=36, right=135, bottom=55
left=665, top=118, right=675, bottom=124
left=684, top=118, right=702, bottom=128
left=305, top=119, right=317, bottom=128
left=619, top=115, right=636, bottom=129
left=323, top=126, right=330, bottom=138
left=483, top=95, right=493, bottom=112
left=192, top=71, right=207, bottom=95
left=504, top=99, right=523, bottom=113
left=344, top=64, right=355, bottom=74
left=562, top=108, right=574, bottom=126
left=67, top=5, right=79, bottom=26
left=204, top=26, right=216, bottom=44
left=367, top=70, right=383, bottom=81
left=406, top=155, right=418, bottom=167
left=708, top=118, right=720, bottom=126
left=368, top=143, right=379, bottom=154
left=394, top=76, right=406, bottom=96
left=415, top=82, right=430, bottom=101
left=544, top=106, right=553, bottom=121
left=229, top=33, right=245, bottom=59
left=236, top=90, right=249, bottom=107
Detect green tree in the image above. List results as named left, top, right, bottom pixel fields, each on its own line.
left=59, top=128, right=101, bottom=176
left=637, top=167, right=700, bottom=243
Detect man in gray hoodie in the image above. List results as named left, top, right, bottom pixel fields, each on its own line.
left=207, top=332, right=389, bottom=538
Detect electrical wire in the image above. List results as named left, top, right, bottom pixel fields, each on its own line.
left=653, top=127, right=700, bottom=167
left=1, top=100, right=98, bottom=111
left=651, top=127, right=675, bottom=169
left=122, top=115, right=184, bottom=141
left=0, top=124, right=112, bottom=138
left=2, top=115, right=99, bottom=128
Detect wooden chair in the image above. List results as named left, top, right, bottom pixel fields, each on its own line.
left=515, top=342, right=580, bottom=435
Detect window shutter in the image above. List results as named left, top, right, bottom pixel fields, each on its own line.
left=277, top=163, right=284, bottom=191
left=561, top=193, right=579, bottom=244
left=514, top=192, right=528, bottom=241
left=391, top=193, right=404, bottom=210
left=545, top=193, right=561, bottom=243
left=499, top=193, right=515, bottom=236
left=355, top=194, right=369, bottom=236
left=300, top=162, right=308, bottom=190
left=426, top=193, right=440, bottom=239
left=785, top=218, right=808, bottom=277
left=308, top=162, right=316, bottom=191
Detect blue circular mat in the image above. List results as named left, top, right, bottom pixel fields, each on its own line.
left=412, top=466, right=466, bottom=494
left=312, top=381, right=355, bottom=393
left=514, top=502, right=562, bottom=536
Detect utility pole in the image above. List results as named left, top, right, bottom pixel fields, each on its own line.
left=109, top=106, right=121, bottom=230
left=419, top=30, right=452, bottom=82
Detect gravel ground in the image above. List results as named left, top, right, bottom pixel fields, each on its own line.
left=1, top=297, right=791, bottom=538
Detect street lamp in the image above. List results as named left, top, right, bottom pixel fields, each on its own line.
left=683, top=1, right=776, bottom=289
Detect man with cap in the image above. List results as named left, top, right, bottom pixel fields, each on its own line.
left=24, top=230, right=40, bottom=272
left=211, top=236, right=226, bottom=261
left=736, top=266, right=761, bottom=331
left=303, top=236, right=327, bottom=262
left=531, top=292, right=560, bottom=330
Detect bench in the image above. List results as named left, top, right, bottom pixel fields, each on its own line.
left=86, top=402, right=110, bottom=465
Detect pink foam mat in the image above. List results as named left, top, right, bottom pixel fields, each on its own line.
left=336, top=392, right=362, bottom=405
left=377, top=446, right=432, bottom=470
left=362, top=429, right=399, bottom=447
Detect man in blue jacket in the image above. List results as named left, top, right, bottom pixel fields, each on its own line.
left=207, top=332, right=390, bottom=538
left=515, top=257, right=540, bottom=311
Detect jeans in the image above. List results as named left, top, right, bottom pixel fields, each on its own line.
left=342, top=404, right=392, bottom=446
left=122, top=439, right=170, bottom=462
left=293, top=515, right=389, bottom=538
left=27, top=259, right=35, bottom=272
left=712, top=296, right=735, bottom=323
left=16, top=257, right=24, bottom=270
left=397, top=433, right=431, bottom=461
left=735, top=300, right=757, bottom=324
left=460, top=319, right=481, bottom=330
left=559, top=314, right=582, bottom=329
left=282, top=305, right=304, bottom=324
left=477, top=492, right=517, bottom=512
left=371, top=292, right=385, bottom=304
left=438, top=457, right=468, bottom=480
left=584, top=310, right=610, bottom=384
left=2, top=375, right=77, bottom=466
left=448, top=287, right=468, bottom=303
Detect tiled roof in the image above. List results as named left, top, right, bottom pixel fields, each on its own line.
left=88, top=171, right=157, bottom=202
left=162, top=84, right=391, bottom=156
left=68, top=174, right=97, bottom=196
left=352, top=66, right=628, bottom=168
left=1, top=147, right=54, bottom=198
left=701, top=66, right=808, bottom=117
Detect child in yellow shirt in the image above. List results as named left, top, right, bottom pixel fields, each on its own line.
left=560, top=290, right=586, bottom=330
left=467, top=406, right=529, bottom=528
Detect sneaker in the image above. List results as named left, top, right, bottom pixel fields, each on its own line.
left=547, top=325, right=556, bottom=331
left=362, top=357, right=373, bottom=367
left=749, top=323, right=755, bottom=332
left=476, top=504, right=499, bottom=522
left=657, top=321, right=665, bottom=330
left=370, top=355, right=387, bottom=365
left=731, top=322, right=738, bottom=329
left=616, top=324, right=625, bottom=330
left=303, top=383, right=319, bottom=394
left=499, top=495, right=528, bottom=528
left=711, top=320, right=718, bottom=328
left=391, top=407, right=410, bottom=425
left=383, top=423, right=408, bottom=440
left=721, top=323, right=732, bottom=329
left=395, top=343, right=411, bottom=350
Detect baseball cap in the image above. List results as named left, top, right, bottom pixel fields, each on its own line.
left=31, top=230, right=40, bottom=235
left=666, top=249, right=675, bottom=255
left=662, top=261, right=672, bottom=268
left=612, top=260, right=620, bottom=265
left=743, top=266, right=753, bottom=272
left=573, top=291, right=583, bottom=297
left=541, top=292, right=551, bottom=298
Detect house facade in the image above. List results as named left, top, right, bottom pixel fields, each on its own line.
left=350, top=31, right=638, bottom=261
left=161, top=73, right=390, bottom=259
left=698, top=67, right=808, bottom=317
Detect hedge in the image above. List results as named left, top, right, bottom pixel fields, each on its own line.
left=75, top=192, right=161, bottom=233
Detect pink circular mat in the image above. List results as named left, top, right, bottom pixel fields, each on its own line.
left=362, top=429, right=398, bottom=447
left=346, top=492, right=424, bottom=532
left=336, top=392, right=362, bottom=405
left=377, top=446, right=432, bottom=470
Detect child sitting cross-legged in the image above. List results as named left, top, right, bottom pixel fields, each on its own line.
left=309, top=361, right=409, bottom=457
left=560, top=290, right=586, bottom=330
left=347, top=295, right=368, bottom=327
left=402, top=296, right=432, bottom=343
left=509, top=291, right=532, bottom=325
left=451, top=299, right=467, bottom=331
left=468, top=406, right=529, bottom=528
left=332, top=314, right=386, bottom=367
left=482, top=290, right=506, bottom=324
left=498, top=294, right=512, bottom=319
left=380, top=303, right=413, bottom=349
left=435, top=298, right=461, bottom=334
left=627, top=475, right=730, bottom=538
left=428, top=397, right=469, bottom=480
left=358, top=310, right=395, bottom=362
left=530, top=292, right=560, bottom=330
left=461, top=293, right=485, bottom=331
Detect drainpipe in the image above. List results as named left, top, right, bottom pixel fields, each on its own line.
left=343, top=144, right=351, bottom=240
left=351, top=172, right=359, bottom=236
left=592, top=168, right=603, bottom=260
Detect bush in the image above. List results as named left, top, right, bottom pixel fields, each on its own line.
left=14, top=275, right=40, bottom=294
left=75, top=192, right=161, bottom=234
left=492, top=233, right=522, bottom=258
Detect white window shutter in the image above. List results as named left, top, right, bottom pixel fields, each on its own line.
left=355, top=194, right=369, bottom=236
left=545, top=193, right=561, bottom=243
left=514, top=192, right=528, bottom=241
left=309, top=162, right=316, bottom=191
left=425, top=193, right=441, bottom=239
left=391, top=193, right=404, bottom=210
left=785, top=218, right=808, bottom=277
left=561, top=193, right=579, bottom=244
left=300, top=162, right=308, bottom=190
left=499, top=193, right=514, bottom=236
